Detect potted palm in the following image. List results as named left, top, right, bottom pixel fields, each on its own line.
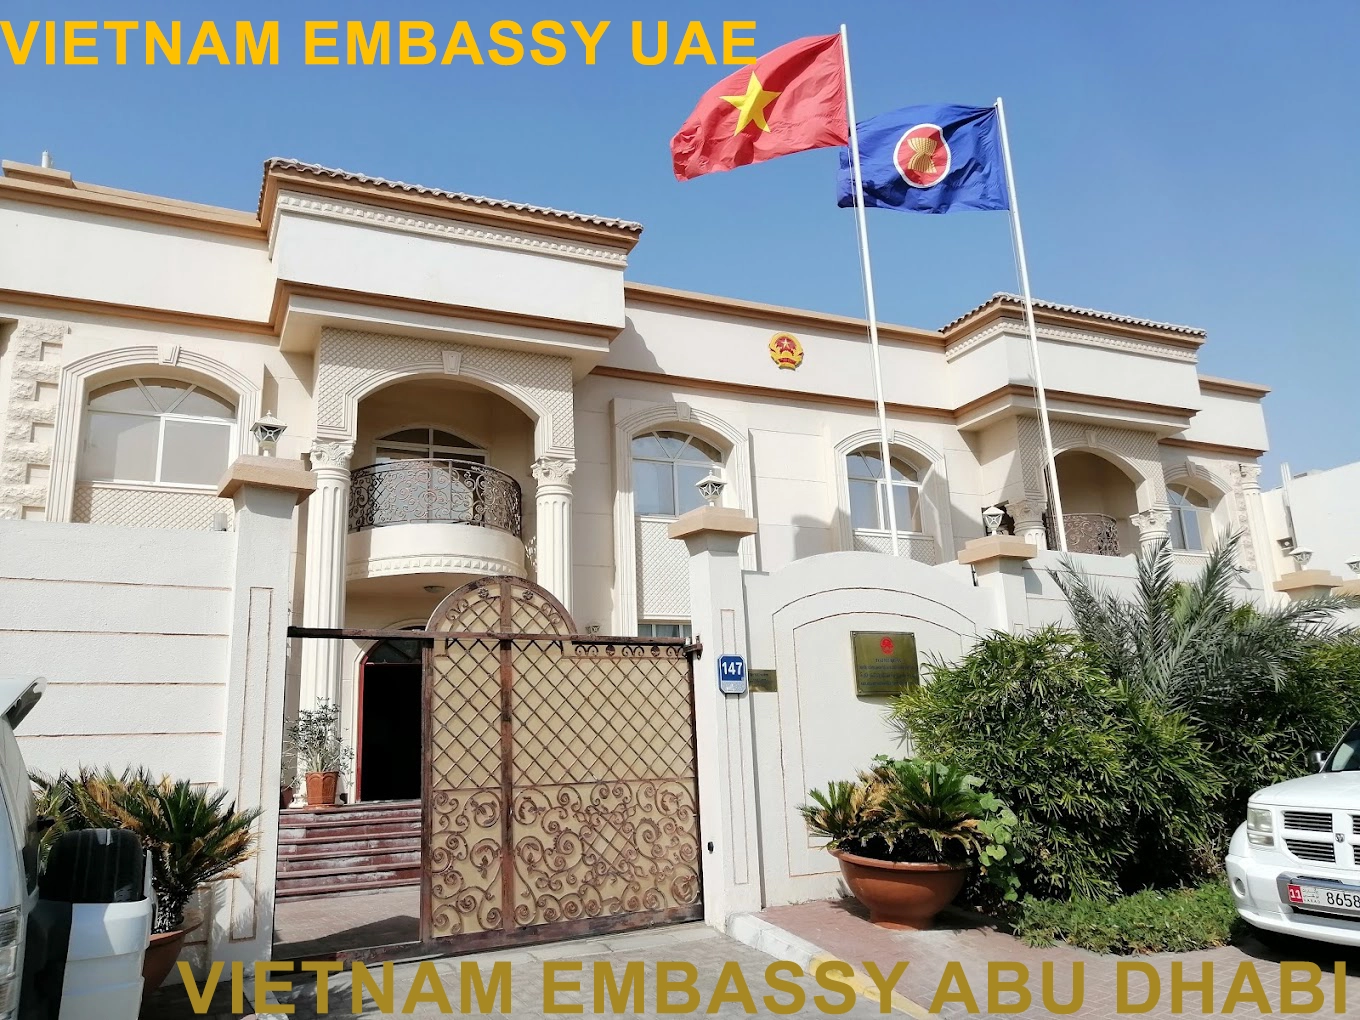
left=32, top=768, right=260, bottom=997
left=802, top=757, right=1019, bottom=930
left=285, top=699, right=353, bottom=807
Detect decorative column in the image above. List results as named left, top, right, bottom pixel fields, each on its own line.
left=298, top=441, right=353, bottom=713
left=1008, top=498, right=1049, bottom=551
left=531, top=457, right=575, bottom=614
left=1236, top=463, right=1273, bottom=582
left=1132, top=507, right=1172, bottom=554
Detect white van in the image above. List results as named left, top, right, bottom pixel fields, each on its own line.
left=1227, top=723, right=1360, bottom=947
left=0, top=677, right=153, bottom=1020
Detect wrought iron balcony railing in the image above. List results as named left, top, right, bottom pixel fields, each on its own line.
left=348, top=459, right=522, bottom=536
left=1045, top=512, right=1121, bottom=556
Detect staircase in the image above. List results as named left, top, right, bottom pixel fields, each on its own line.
left=276, top=800, right=422, bottom=899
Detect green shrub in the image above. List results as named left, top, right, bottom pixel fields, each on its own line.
left=892, top=628, right=1221, bottom=900
left=1013, top=882, right=1241, bottom=954
left=801, top=757, right=1021, bottom=902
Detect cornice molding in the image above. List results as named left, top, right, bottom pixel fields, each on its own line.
left=272, top=192, right=630, bottom=267
left=945, top=317, right=1199, bottom=364
left=348, top=552, right=523, bottom=581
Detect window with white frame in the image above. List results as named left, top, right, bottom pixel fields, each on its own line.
left=847, top=447, right=922, bottom=532
left=631, top=431, right=721, bottom=517
left=80, top=378, right=236, bottom=487
left=1168, top=483, right=1212, bottom=552
left=375, top=427, right=485, bottom=464
left=638, top=621, right=693, bottom=640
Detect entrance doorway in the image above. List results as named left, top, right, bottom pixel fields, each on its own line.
left=357, top=634, right=422, bottom=802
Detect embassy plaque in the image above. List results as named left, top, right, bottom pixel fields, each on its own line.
left=748, top=669, right=778, bottom=692
left=851, top=632, right=919, bottom=697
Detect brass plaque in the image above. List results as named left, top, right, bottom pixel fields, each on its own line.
left=851, top=632, right=919, bottom=697
left=748, top=669, right=777, bottom=692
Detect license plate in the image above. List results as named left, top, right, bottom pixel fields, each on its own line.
left=1288, top=881, right=1360, bottom=915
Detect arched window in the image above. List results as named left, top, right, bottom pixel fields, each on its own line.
left=631, top=431, right=721, bottom=517
left=847, top=448, right=922, bottom=532
left=80, top=377, right=235, bottom=487
left=1168, top=484, right=1212, bottom=552
left=375, top=427, right=484, bottom=464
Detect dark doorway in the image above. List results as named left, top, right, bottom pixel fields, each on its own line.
left=357, top=636, right=422, bottom=802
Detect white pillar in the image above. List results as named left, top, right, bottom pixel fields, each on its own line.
left=958, top=535, right=1038, bottom=632
left=1008, top=498, right=1049, bottom=551
left=1133, top=507, right=1172, bottom=555
left=298, top=440, right=352, bottom=712
left=1237, top=463, right=1276, bottom=583
left=213, top=455, right=315, bottom=970
left=531, top=457, right=574, bottom=613
left=670, top=505, right=762, bottom=927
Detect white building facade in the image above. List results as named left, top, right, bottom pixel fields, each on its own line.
left=0, top=155, right=1299, bottom=961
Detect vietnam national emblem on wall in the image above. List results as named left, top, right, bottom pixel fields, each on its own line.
left=769, top=332, right=803, bottom=369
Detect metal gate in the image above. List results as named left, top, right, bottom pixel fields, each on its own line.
left=420, top=577, right=702, bottom=952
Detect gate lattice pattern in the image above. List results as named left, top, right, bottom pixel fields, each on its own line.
left=424, top=577, right=701, bottom=946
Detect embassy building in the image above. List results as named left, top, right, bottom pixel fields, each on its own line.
left=0, top=156, right=1303, bottom=966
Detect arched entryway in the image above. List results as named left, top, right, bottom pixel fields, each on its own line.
left=356, top=630, right=423, bottom=802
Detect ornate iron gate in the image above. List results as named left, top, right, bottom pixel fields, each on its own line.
left=421, top=577, right=702, bottom=951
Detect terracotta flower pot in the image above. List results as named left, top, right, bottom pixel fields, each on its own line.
left=305, top=771, right=340, bottom=806
left=280, top=785, right=295, bottom=810
left=141, top=920, right=202, bottom=1001
left=831, top=849, right=970, bottom=930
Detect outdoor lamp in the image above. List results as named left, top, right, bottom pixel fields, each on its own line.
left=1347, top=556, right=1360, bottom=576
left=1289, top=547, right=1313, bottom=571
left=250, top=411, right=286, bottom=456
left=982, top=505, right=1006, bottom=536
left=696, top=473, right=725, bottom=506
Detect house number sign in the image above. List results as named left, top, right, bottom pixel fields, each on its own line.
left=717, top=654, right=747, bottom=695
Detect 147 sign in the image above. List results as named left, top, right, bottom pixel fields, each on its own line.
left=717, top=654, right=747, bottom=695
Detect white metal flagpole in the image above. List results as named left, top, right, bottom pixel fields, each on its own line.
left=994, top=96, right=1067, bottom=552
left=840, top=23, right=900, bottom=557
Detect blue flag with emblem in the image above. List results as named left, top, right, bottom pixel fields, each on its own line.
left=837, top=104, right=1009, bottom=214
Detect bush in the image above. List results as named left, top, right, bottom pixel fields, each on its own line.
left=1013, top=882, right=1241, bottom=954
left=892, top=628, right=1222, bottom=900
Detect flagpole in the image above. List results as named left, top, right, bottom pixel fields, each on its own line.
left=994, top=96, right=1067, bottom=553
left=840, top=23, right=901, bottom=557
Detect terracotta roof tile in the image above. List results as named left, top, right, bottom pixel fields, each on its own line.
left=261, top=158, right=643, bottom=232
left=944, top=293, right=1206, bottom=337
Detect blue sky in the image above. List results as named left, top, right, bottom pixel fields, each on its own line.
left=2, top=0, right=1356, bottom=478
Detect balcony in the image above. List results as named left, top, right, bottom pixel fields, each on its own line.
left=349, top=460, right=522, bottom=535
left=346, top=459, right=526, bottom=592
left=1045, top=512, right=1121, bottom=556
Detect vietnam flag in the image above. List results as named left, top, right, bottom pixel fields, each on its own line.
left=671, top=34, right=848, bottom=181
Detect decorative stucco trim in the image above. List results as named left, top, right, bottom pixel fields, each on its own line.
left=272, top=192, right=630, bottom=267
left=944, top=317, right=1200, bottom=364
left=0, top=318, right=65, bottom=520
left=1021, top=417, right=1165, bottom=510
left=47, top=345, right=263, bottom=523
left=313, top=327, right=574, bottom=460
left=610, top=400, right=755, bottom=635
left=346, top=552, right=523, bottom=581
left=830, top=429, right=953, bottom=561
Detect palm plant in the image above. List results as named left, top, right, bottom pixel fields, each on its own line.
left=31, top=769, right=260, bottom=933
left=1054, top=532, right=1352, bottom=713
left=121, top=778, right=261, bottom=933
left=1054, top=531, right=1356, bottom=826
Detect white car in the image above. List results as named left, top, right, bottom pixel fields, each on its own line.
left=1227, top=723, right=1360, bottom=947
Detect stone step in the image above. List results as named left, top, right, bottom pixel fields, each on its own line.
left=280, top=802, right=421, bottom=825
left=276, top=834, right=422, bottom=858
left=277, top=848, right=423, bottom=874
left=275, top=863, right=421, bottom=897
left=277, top=818, right=421, bottom=842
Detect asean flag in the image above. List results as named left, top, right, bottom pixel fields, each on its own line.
left=671, top=35, right=848, bottom=181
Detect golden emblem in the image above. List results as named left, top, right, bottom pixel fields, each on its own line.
left=905, top=136, right=940, bottom=174
left=769, top=332, right=803, bottom=370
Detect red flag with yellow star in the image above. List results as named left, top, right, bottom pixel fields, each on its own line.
left=671, top=34, right=848, bottom=181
